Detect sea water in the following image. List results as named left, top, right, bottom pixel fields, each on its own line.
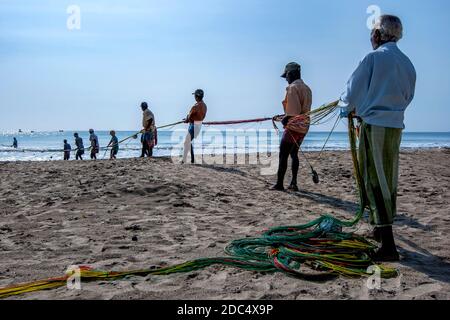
left=0, top=129, right=449, bottom=162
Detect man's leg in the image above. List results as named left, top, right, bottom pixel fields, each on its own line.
left=141, top=134, right=149, bottom=157
left=148, top=145, right=153, bottom=157
left=140, top=134, right=145, bottom=157
left=288, top=143, right=300, bottom=190
left=182, top=132, right=191, bottom=163
left=147, top=133, right=154, bottom=157
left=289, top=134, right=305, bottom=190
left=190, top=139, right=195, bottom=164
left=182, top=126, right=195, bottom=164
left=359, top=123, right=402, bottom=261
left=273, top=135, right=292, bottom=190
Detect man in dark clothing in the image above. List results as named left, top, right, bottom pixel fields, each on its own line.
left=74, top=132, right=84, bottom=160
left=272, top=62, right=312, bottom=192
left=63, top=139, right=71, bottom=160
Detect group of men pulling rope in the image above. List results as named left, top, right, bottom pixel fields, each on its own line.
left=0, top=14, right=417, bottom=298
left=59, top=14, right=415, bottom=263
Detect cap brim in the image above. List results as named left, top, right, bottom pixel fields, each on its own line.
left=281, top=72, right=287, bottom=78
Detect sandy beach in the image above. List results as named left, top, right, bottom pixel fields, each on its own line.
left=0, top=149, right=449, bottom=300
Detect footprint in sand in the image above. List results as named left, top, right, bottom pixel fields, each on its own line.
left=402, top=282, right=443, bottom=299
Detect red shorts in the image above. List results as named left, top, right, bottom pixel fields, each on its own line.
left=282, top=129, right=306, bottom=145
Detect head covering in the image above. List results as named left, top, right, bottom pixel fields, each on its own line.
left=141, top=102, right=148, bottom=110
left=192, top=89, right=204, bottom=99
left=281, top=62, right=301, bottom=78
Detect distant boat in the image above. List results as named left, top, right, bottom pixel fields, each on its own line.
left=18, top=129, right=22, bottom=133
left=59, top=130, right=64, bottom=133
left=31, top=131, right=35, bottom=133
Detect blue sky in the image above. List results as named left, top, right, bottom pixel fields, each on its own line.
left=0, top=0, right=449, bottom=132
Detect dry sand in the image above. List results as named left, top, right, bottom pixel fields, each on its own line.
left=0, top=149, right=449, bottom=300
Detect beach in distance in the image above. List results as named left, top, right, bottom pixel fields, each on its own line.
left=0, top=149, right=449, bottom=300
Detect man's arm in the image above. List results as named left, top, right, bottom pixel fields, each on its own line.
left=186, top=106, right=197, bottom=123
left=340, top=54, right=374, bottom=116
left=407, top=67, right=417, bottom=106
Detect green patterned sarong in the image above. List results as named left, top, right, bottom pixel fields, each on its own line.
left=358, top=122, right=402, bottom=227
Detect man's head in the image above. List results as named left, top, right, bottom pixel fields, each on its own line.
left=371, top=15, right=403, bottom=50
left=193, top=89, right=204, bottom=102
left=64, top=139, right=67, bottom=144
left=74, top=133, right=78, bottom=138
left=281, top=62, right=301, bottom=84
left=141, top=102, right=148, bottom=111
left=89, top=129, right=94, bottom=134
left=110, top=130, right=116, bottom=136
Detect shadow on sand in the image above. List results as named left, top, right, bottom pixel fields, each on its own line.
left=397, top=235, right=450, bottom=284
left=200, top=164, right=448, bottom=282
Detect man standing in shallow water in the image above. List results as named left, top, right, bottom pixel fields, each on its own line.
left=140, top=102, right=156, bottom=158
left=89, top=129, right=99, bottom=160
left=74, top=132, right=84, bottom=160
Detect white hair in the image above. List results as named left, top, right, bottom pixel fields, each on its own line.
left=374, top=15, right=403, bottom=42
